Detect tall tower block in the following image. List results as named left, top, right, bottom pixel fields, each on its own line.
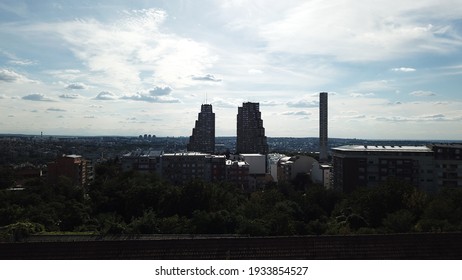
left=236, top=102, right=268, bottom=154
left=319, top=92, right=328, bottom=162
left=187, top=104, right=215, bottom=153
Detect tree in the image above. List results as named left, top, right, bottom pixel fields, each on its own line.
left=128, top=209, right=160, bottom=234
left=383, top=209, right=415, bottom=233
left=0, top=166, right=15, bottom=189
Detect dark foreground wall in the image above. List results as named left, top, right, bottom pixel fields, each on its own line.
left=1, top=233, right=462, bottom=259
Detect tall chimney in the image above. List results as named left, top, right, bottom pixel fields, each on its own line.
left=319, top=92, right=328, bottom=162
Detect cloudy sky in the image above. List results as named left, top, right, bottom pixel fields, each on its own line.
left=1, top=0, right=462, bottom=139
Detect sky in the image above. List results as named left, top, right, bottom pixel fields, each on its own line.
left=1, top=0, right=462, bottom=139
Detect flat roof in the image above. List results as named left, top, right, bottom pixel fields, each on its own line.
left=332, top=145, right=432, bottom=153
left=162, top=152, right=211, bottom=156
left=432, top=143, right=462, bottom=149
left=226, top=160, right=249, bottom=166
left=64, top=154, right=82, bottom=158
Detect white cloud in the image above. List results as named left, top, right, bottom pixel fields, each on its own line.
left=410, top=90, right=436, bottom=97
left=192, top=74, right=222, bottom=82
left=0, top=69, right=31, bottom=83
left=287, top=98, right=319, bottom=108
left=353, top=80, right=394, bottom=92
left=257, top=0, right=462, bottom=61
left=281, top=111, right=311, bottom=116
left=22, top=93, right=55, bottom=102
left=94, top=91, right=118, bottom=100
left=47, top=69, right=83, bottom=80
left=260, top=100, right=282, bottom=107
left=350, top=92, right=375, bottom=98
left=24, top=9, right=217, bottom=91
left=148, top=86, right=172, bottom=96
left=211, top=98, right=239, bottom=108
left=46, top=107, right=66, bottom=112
left=392, top=67, right=416, bottom=72
left=66, top=82, right=87, bottom=90
left=248, top=69, right=263, bottom=75
left=0, top=49, right=35, bottom=65
left=59, top=93, right=81, bottom=99
left=376, top=114, right=462, bottom=122
left=121, top=87, right=180, bottom=103
left=121, top=94, right=180, bottom=103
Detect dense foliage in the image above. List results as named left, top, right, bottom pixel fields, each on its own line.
left=2, top=160, right=462, bottom=238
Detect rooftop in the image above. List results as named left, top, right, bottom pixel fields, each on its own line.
left=162, top=152, right=211, bottom=157
left=332, top=145, right=433, bottom=153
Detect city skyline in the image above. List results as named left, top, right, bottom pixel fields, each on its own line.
left=1, top=1, right=462, bottom=140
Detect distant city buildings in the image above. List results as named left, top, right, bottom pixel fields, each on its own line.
left=120, top=99, right=333, bottom=190
left=187, top=104, right=215, bottom=154
left=6, top=93, right=462, bottom=194
left=139, top=134, right=156, bottom=141
left=236, top=102, right=268, bottom=154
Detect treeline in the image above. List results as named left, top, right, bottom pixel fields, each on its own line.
left=1, top=160, right=462, bottom=239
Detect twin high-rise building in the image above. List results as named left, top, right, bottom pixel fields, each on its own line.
left=236, top=102, right=268, bottom=154
left=187, top=104, right=215, bottom=153
left=187, top=102, right=268, bottom=155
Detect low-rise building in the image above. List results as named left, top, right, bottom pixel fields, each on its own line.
left=276, top=155, right=332, bottom=188
left=161, top=152, right=226, bottom=185
left=121, top=150, right=162, bottom=174
left=225, top=160, right=250, bottom=190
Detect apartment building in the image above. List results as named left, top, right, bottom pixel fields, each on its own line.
left=47, top=154, right=91, bottom=187
left=332, top=145, right=435, bottom=192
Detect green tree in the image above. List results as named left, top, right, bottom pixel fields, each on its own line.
left=383, top=209, right=416, bottom=233
left=128, top=209, right=160, bottom=234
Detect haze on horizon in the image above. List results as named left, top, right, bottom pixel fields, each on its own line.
left=1, top=0, right=462, bottom=140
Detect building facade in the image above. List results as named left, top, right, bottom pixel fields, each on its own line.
left=225, top=160, right=250, bottom=190
left=236, top=102, right=268, bottom=154
left=121, top=150, right=162, bottom=174
left=161, top=152, right=226, bottom=185
left=187, top=104, right=215, bottom=153
left=331, top=145, right=435, bottom=193
left=432, top=144, right=462, bottom=188
left=47, top=154, right=91, bottom=187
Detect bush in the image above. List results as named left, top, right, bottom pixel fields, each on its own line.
left=0, top=221, right=45, bottom=241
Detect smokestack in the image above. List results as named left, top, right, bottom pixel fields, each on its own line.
left=319, top=92, right=328, bottom=162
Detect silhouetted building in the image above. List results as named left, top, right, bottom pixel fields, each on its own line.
left=226, top=160, right=250, bottom=190
left=47, top=154, right=90, bottom=187
left=332, top=145, right=435, bottom=193
left=121, top=150, right=162, bottom=174
left=187, top=104, right=215, bottom=153
left=319, top=92, right=328, bottom=162
left=432, top=143, right=462, bottom=188
left=236, top=102, right=268, bottom=154
left=161, top=152, right=226, bottom=185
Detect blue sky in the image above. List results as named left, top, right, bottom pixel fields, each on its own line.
left=1, top=0, right=462, bottom=139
